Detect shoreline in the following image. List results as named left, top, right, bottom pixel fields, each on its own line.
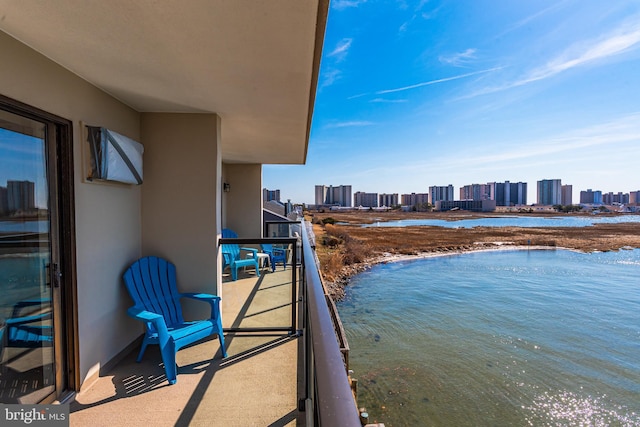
left=368, top=244, right=571, bottom=265
left=327, top=244, right=638, bottom=299
left=310, top=210, right=640, bottom=299
left=326, top=245, right=570, bottom=299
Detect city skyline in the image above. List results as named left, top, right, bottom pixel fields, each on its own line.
left=309, top=178, right=635, bottom=208
left=263, top=0, right=640, bottom=204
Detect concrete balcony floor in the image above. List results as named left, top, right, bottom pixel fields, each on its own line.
left=69, top=266, right=302, bottom=427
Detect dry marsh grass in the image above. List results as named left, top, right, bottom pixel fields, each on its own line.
left=309, top=210, right=640, bottom=299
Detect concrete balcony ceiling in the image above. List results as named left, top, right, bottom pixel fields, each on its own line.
left=0, top=0, right=328, bottom=164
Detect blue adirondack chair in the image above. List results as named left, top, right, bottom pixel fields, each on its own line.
left=260, top=243, right=287, bottom=272
left=0, top=299, right=53, bottom=361
left=221, top=228, right=260, bottom=281
left=123, top=256, right=227, bottom=385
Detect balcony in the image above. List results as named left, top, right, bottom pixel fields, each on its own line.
left=68, top=222, right=362, bottom=426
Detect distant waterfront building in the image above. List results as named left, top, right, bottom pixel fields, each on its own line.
left=354, top=191, right=378, bottom=208
left=262, top=188, right=281, bottom=202
left=630, top=191, right=640, bottom=206
left=315, top=184, right=352, bottom=207
left=602, top=192, right=629, bottom=205
left=561, top=185, right=573, bottom=205
left=401, top=193, right=429, bottom=206
left=436, top=199, right=496, bottom=212
left=491, top=181, right=527, bottom=206
left=460, top=184, right=492, bottom=201
left=580, top=189, right=603, bottom=205
left=537, top=179, right=562, bottom=205
left=461, top=181, right=526, bottom=206
left=379, top=193, right=399, bottom=207
left=0, top=186, right=7, bottom=215
left=401, top=193, right=430, bottom=210
left=7, top=180, right=35, bottom=212
left=429, top=185, right=454, bottom=204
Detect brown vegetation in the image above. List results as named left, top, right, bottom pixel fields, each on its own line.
left=310, top=210, right=640, bottom=299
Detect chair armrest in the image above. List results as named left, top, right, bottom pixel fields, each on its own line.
left=272, top=247, right=287, bottom=255
left=5, top=312, right=51, bottom=326
left=181, top=293, right=222, bottom=321
left=127, top=307, right=163, bottom=322
left=240, top=247, right=258, bottom=258
left=127, top=307, right=171, bottom=345
left=181, top=293, right=220, bottom=302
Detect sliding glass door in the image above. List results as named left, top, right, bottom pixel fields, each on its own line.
left=0, top=103, right=71, bottom=403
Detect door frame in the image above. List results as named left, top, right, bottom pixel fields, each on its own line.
left=0, top=94, right=79, bottom=401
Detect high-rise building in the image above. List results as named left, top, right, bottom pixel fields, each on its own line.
left=379, top=193, right=398, bottom=207
left=491, top=181, right=527, bottom=206
left=262, top=188, right=281, bottom=202
left=0, top=186, right=8, bottom=215
left=7, top=180, right=35, bottom=212
left=537, top=179, right=562, bottom=205
left=314, top=185, right=326, bottom=206
left=580, top=189, right=603, bottom=205
left=461, top=181, right=526, bottom=206
left=314, top=184, right=352, bottom=207
left=561, top=185, right=573, bottom=205
left=429, top=185, right=454, bottom=204
left=354, top=191, right=378, bottom=208
left=460, top=184, right=492, bottom=201
left=602, top=192, right=629, bottom=205
left=630, top=191, right=640, bottom=206
left=401, top=193, right=430, bottom=209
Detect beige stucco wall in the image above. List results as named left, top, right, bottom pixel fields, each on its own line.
left=0, top=31, right=143, bottom=386
left=141, top=113, right=222, bottom=319
left=1, top=30, right=254, bottom=391
left=222, top=163, right=263, bottom=238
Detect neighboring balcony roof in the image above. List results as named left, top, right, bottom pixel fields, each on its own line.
left=0, top=0, right=329, bottom=165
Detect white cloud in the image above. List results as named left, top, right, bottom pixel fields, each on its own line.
left=445, top=112, right=640, bottom=168
left=320, top=69, right=342, bottom=89
left=347, top=92, right=369, bottom=100
left=325, top=121, right=375, bottom=129
left=370, top=98, right=408, bottom=103
left=376, top=67, right=502, bottom=94
left=332, top=0, right=367, bottom=11
left=328, top=38, right=353, bottom=61
left=470, top=19, right=640, bottom=97
left=522, top=24, right=640, bottom=84
left=497, top=1, right=569, bottom=39
left=439, top=48, right=477, bottom=66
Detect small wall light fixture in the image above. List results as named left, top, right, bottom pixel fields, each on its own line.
left=223, top=182, right=231, bottom=192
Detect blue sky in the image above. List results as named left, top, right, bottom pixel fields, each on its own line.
left=272, top=0, right=640, bottom=205
left=0, top=129, right=48, bottom=209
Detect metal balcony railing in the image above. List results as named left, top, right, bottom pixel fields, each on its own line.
left=265, top=220, right=361, bottom=426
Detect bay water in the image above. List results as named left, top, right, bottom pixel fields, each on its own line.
left=362, top=214, right=640, bottom=228
left=338, top=249, right=640, bottom=426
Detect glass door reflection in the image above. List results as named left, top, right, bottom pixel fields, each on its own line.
left=0, top=110, right=55, bottom=403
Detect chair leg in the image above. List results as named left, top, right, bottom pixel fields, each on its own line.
left=217, top=318, right=227, bottom=358
left=160, top=341, right=178, bottom=385
left=136, top=340, right=149, bottom=362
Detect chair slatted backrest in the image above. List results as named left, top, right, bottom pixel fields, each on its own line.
left=261, top=243, right=275, bottom=252
left=221, top=228, right=241, bottom=263
left=221, top=242, right=241, bottom=263
left=222, top=228, right=238, bottom=238
left=123, top=256, right=185, bottom=329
